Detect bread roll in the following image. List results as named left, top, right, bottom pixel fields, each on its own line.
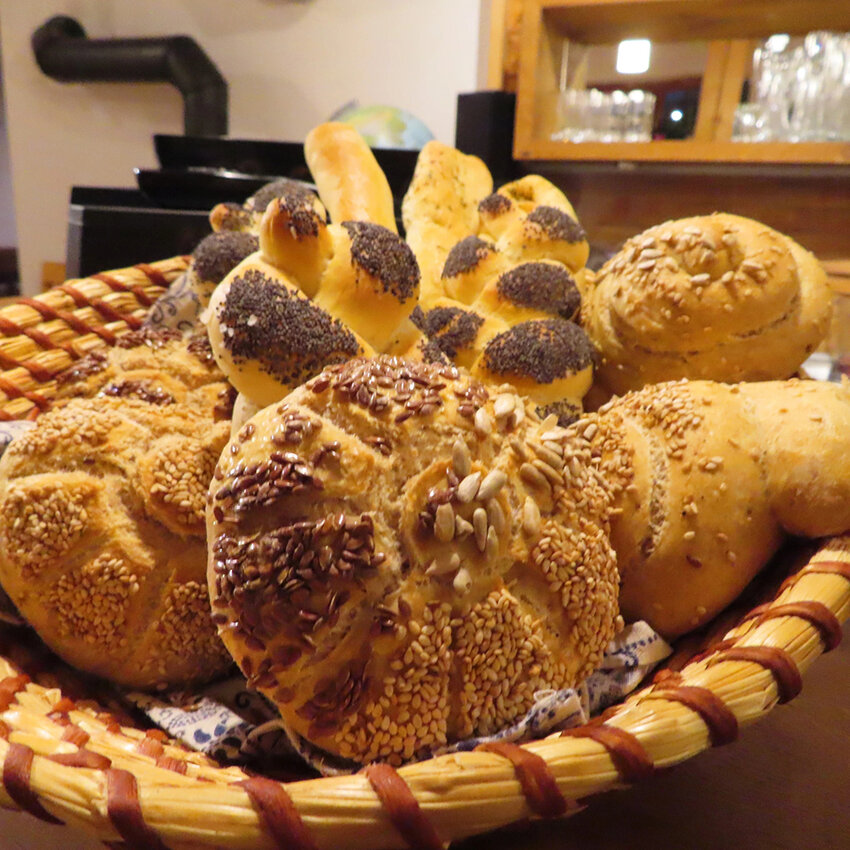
left=305, top=122, right=397, bottom=232
left=583, top=213, right=833, bottom=396
left=402, top=141, right=493, bottom=305
left=0, top=363, right=234, bottom=689
left=54, top=327, right=235, bottom=423
left=205, top=254, right=375, bottom=408
left=207, top=356, right=621, bottom=766
left=580, top=377, right=850, bottom=638
left=187, top=231, right=259, bottom=308
left=209, top=178, right=326, bottom=236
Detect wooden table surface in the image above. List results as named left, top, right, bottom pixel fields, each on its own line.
left=1, top=634, right=847, bottom=850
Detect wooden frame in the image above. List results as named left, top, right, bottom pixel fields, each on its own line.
left=513, top=0, right=850, bottom=164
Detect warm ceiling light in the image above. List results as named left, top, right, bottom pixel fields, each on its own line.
left=616, top=39, right=651, bottom=74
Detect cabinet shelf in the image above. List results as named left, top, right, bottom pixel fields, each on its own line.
left=516, top=140, right=850, bottom=165
left=513, top=0, right=850, bottom=165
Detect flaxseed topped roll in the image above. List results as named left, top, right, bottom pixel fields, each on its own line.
left=207, top=356, right=621, bottom=767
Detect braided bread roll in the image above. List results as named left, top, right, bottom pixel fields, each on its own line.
left=259, top=199, right=420, bottom=352
left=580, top=377, right=850, bottom=638
left=207, top=356, right=621, bottom=767
left=407, top=180, right=595, bottom=423
left=583, top=213, right=833, bottom=396
left=187, top=231, right=259, bottom=308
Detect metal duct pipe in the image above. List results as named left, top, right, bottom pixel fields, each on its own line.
left=32, top=15, right=228, bottom=137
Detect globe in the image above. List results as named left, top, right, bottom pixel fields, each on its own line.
left=328, top=103, right=435, bottom=150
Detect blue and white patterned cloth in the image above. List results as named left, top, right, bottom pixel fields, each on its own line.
left=124, top=620, right=671, bottom=776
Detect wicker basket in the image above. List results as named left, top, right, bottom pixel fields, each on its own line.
left=0, top=260, right=847, bottom=850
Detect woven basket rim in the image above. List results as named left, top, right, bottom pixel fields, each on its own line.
left=0, top=267, right=847, bottom=850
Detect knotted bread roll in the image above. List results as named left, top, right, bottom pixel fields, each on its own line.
left=207, top=356, right=621, bottom=767
left=583, top=213, right=833, bottom=396
left=205, top=254, right=376, bottom=408
left=206, top=124, right=421, bottom=408
left=579, top=377, right=850, bottom=638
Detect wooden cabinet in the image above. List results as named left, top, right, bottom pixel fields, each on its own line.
left=512, top=0, right=850, bottom=164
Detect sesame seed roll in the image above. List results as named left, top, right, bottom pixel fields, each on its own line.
left=207, top=356, right=622, bottom=768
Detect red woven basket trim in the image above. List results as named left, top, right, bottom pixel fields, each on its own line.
left=50, top=697, right=77, bottom=714
left=5, top=297, right=55, bottom=321
left=475, top=742, right=569, bottom=819
left=362, top=762, right=444, bottom=850
left=238, top=775, right=319, bottom=850
left=137, top=736, right=165, bottom=760
left=0, top=354, right=54, bottom=388
left=90, top=299, right=143, bottom=329
left=743, top=601, right=843, bottom=652
left=156, top=756, right=188, bottom=775
left=3, top=742, right=64, bottom=824
left=134, top=263, right=170, bottom=288
left=49, top=750, right=112, bottom=770
left=560, top=723, right=655, bottom=783
left=61, top=724, right=91, bottom=748
left=12, top=296, right=116, bottom=350
left=650, top=684, right=739, bottom=746
left=93, top=273, right=154, bottom=307
left=0, top=675, right=30, bottom=711
left=710, top=645, right=803, bottom=704
left=106, top=768, right=168, bottom=850
left=802, top=559, right=850, bottom=582
left=55, top=283, right=90, bottom=308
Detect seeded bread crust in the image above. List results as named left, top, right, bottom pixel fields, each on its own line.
left=582, top=378, right=850, bottom=638
left=207, top=356, right=622, bottom=767
left=0, top=397, right=233, bottom=689
left=583, top=213, right=833, bottom=396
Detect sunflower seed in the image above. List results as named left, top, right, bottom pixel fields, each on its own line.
left=452, top=438, right=471, bottom=478
left=426, top=552, right=461, bottom=576
left=455, top=516, right=473, bottom=537
left=473, top=508, right=488, bottom=552
left=453, top=566, right=472, bottom=595
left=522, top=497, right=541, bottom=535
left=474, top=407, right=493, bottom=436
left=486, top=498, right=506, bottom=534
left=494, top=394, right=515, bottom=419
left=457, top=472, right=482, bottom=503
left=477, top=469, right=507, bottom=501
left=434, top=503, right=455, bottom=542
left=485, top=526, right=499, bottom=560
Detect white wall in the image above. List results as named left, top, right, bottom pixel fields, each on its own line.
left=0, top=0, right=484, bottom=294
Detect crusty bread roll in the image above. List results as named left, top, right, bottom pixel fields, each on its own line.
left=305, top=122, right=397, bottom=232
left=205, top=253, right=375, bottom=408
left=0, top=332, right=236, bottom=689
left=401, top=140, right=493, bottom=305
left=207, top=356, right=621, bottom=766
left=583, top=213, right=833, bottom=396
left=579, top=377, right=850, bottom=638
